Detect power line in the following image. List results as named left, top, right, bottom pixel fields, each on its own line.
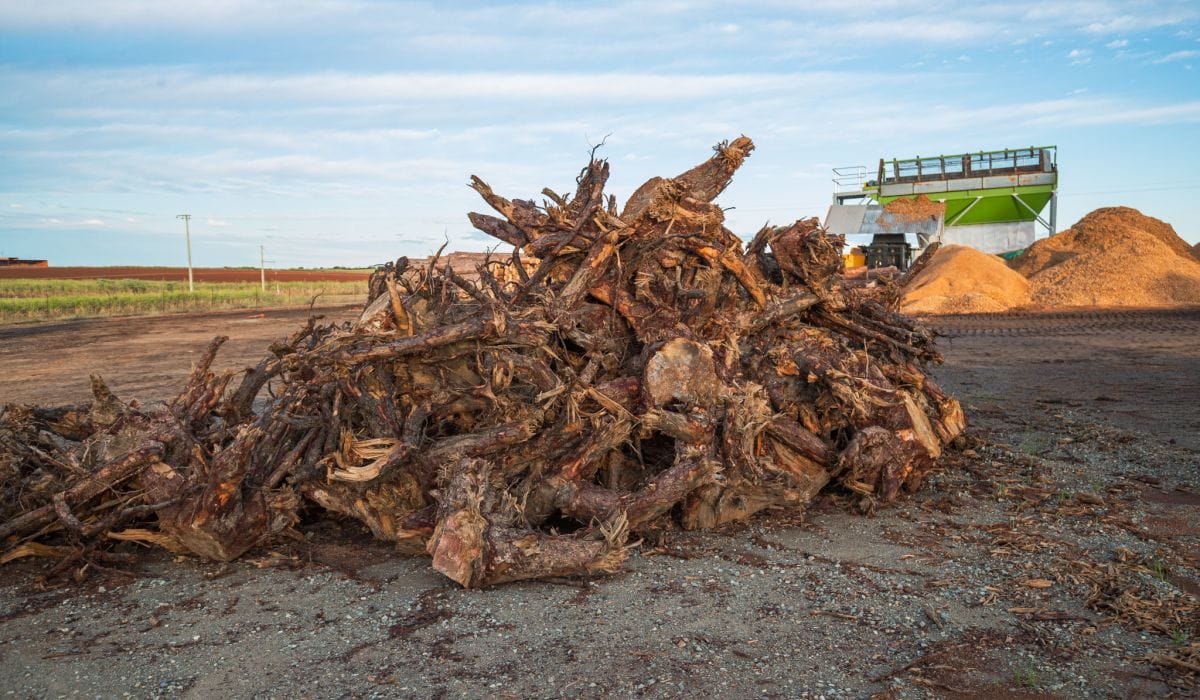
left=1058, top=182, right=1200, bottom=197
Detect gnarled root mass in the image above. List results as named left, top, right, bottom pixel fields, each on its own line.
left=0, top=137, right=965, bottom=587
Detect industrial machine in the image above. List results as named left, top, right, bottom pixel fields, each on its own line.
left=826, top=146, right=1058, bottom=269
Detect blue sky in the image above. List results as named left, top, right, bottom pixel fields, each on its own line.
left=2, top=1, right=1199, bottom=268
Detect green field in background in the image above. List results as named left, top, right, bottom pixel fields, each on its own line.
left=0, top=278, right=366, bottom=323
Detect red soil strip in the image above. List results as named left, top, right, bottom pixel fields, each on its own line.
left=0, top=267, right=369, bottom=282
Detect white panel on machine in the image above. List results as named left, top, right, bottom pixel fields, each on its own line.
left=941, top=221, right=1036, bottom=254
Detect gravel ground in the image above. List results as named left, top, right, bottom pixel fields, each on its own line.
left=0, top=309, right=1197, bottom=698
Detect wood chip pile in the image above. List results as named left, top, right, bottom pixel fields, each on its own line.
left=0, top=137, right=965, bottom=587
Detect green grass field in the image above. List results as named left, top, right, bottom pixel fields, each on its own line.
left=0, top=278, right=367, bottom=324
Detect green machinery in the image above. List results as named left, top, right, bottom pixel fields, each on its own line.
left=826, top=146, right=1058, bottom=268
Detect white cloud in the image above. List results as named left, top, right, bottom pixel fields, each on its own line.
left=1082, top=9, right=1193, bottom=35
left=2, top=67, right=873, bottom=107
left=1106, top=38, right=1128, bottom=48
left=0, top=0, right=367, bottom=29
left=206, top=217, right=231, bottom=227
left=1068, top=48, right=1093, bottom=65
left=1154, top=49, right=1200, bottom=63
left=220, top=71, right=814, bottom=102
left=839, top=17, right=997, bottom=42
left=1022, top=99, right=1200, bottom=127
left=81, top=218, right=105, bottom=226
left=8, top=1, right=1194, bottom=52
left=771, top=95, right=1200, bottom=140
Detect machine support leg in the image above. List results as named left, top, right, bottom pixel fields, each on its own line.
left=1011, top=193, right=1050, bottom=231
left=1049, top=189, right=1058, bottom=235
left=947, top=196, right=982, bottom=226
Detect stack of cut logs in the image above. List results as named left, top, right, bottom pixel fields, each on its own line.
left=0, top=137, right=964, bottom=586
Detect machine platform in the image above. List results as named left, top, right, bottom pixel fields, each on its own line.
left=826, top=146, right=1058, bottom=263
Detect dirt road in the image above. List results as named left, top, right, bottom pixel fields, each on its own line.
left=0, top=309, right=1197, bottom=698
left=0, top=306, right=359, bottom=406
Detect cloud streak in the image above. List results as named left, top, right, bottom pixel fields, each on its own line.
left=1153, top=49, right=1200, bottom=63
left=2, top=67, right=885, bottom=107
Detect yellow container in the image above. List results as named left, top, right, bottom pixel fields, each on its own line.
left=844, top=248, right=866, bottom=269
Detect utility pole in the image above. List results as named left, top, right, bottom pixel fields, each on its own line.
left=260, top=244, right=266, bottom=292
left=176, top=214, right=194, bottom=292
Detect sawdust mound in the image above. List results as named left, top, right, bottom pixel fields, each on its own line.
left=1012, top=206, right=1198, bottom=277
left=1013, top=207, right=1200, bottom=308
left=883, top=194, right=947, bottom=225
left=900, top=244, right=1030, bottom=314
left=1028, top=232, right=1200, bottom=307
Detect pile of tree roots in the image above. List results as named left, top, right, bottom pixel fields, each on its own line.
left=0, top=137, right=965, bottom=587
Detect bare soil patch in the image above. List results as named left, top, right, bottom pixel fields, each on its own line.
left=0, top=308, right=1196, bottom=698
left=0, top=306, right=357, bottom=406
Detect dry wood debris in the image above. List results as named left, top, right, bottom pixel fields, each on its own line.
left=0, top=137, right=965, bottom=587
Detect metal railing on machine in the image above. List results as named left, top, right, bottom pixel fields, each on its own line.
left=879, top=146, right=1057, bottom=184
